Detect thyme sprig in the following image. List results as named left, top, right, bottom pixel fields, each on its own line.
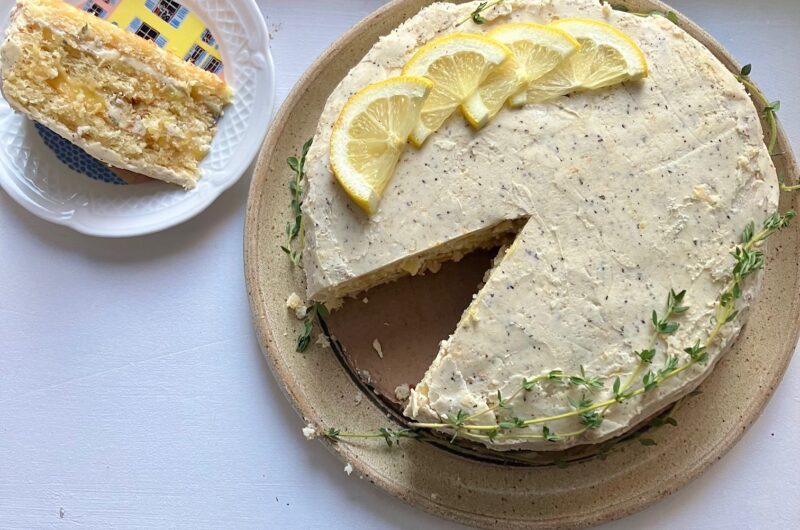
left=736, top=65, right=780, bottom=157
left=296, top=300, right=345, bottom=357
left=736, top=64, right=800, bottom=191
left=611, top=5, right=679, bottom=25
left=734, top=65, right=800, bottom=192
left=281, top=138, right=313, bottom=267
left=457, top=0, right=504, bottom=26
left=614, top=288, right=687, bottom=402
left=308, top=211, right=795, bottom=447
left=324, top=427, right=420, bottom=447
left=296, top=302, right=328, bottom=353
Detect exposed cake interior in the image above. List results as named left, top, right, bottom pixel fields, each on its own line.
left=319, top=218, right=524, bottom=305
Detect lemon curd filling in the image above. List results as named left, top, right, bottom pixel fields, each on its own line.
left=0, top=0, right=233, bottom=188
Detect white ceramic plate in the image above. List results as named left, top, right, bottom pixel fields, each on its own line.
left=0, top=0, right=275, bottom=237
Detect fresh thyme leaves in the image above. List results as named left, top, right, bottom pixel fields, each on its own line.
left=295, top=301, right=346, bottom=356
left=496, top=390, right=510, bottom=409
left=498, top=417, right=527, bottom=430
left=323, top=427, right=419, bottom=447
left=763, top=210, right=795, bottom=231
left=446, top=409, right=469, bottom=428
left=569, top=395, right=603, bottom=430
left=542, top=425, right=559, bottom=442
left=568, top=365, right=604, bottom=390
left=611, top=5, right=679, bottom=25
left=544, top=367, right=603, bottom=391
left=615, top=287, right=689, bottom=403
left=612, top=377, right=625, bottom=402
left=323, top=428, right=341, bottom=441
left=580, top=410, right=603, bottom=430
left=714, top=210, right=795, bottom=328
left=684, top=341, right=708, bottom=365
left=642, top=371, right=657, bottom=392
left=652, top=289, right=688, bottom=334
left=296, top=302, right=329, bottom=353
left=379, top=427, right=420, bottom=447
left=636, top=349, right=656, bottom=364
left=313, top=212, right=794, bottom=448
left=445, top=409, right=470, bottom=442
left=731, top=246, right=764, bottom=279
left=567, top=394, right=592, bottom=409
left=281, top=138, right=313, bottom=267
left=457, top=0, right=504, bottom=26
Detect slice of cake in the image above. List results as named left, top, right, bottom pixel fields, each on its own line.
left=0, top=0, right=233, bottom=189
left=302, top=0, right=779, bottom=450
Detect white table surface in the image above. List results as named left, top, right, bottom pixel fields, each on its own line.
left=1, top=0, right=799, bottom=528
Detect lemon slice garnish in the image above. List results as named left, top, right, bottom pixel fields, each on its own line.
left=462, top=23, right=580, bottom=128
left=330, top=76, right=433, bottom=215
left=402, top=33, right=510, bottom=146
left=512, top=18, right=648, bottom=105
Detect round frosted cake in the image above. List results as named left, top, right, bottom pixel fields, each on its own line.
left=301, top=0, right=778, bottom=450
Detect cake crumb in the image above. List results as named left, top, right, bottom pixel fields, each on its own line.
left=394, top=384, right=411, bottom=401
left=692, top=184, right=719, bottom=206
left=315, top=333, right=330, bottom=349
left=344, top=463, right=354, bottom=476
left=362, top=297, right=369, bottom=304
left=327, top=298, right=343, bottom=311
left=302, top=423, right=318, bottom=440
left=358, top=369, right=372, bottom=384
left=372, top=339, right=384, bottom=359
left=354, top=392, right=364, bottom=405
left=286, top=292, right=307, bottom=319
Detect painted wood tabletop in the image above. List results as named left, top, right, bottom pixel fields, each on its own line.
left=1, top=0, right=798, bottom=528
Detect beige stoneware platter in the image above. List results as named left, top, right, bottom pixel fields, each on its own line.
left=244, top=1, right=800, bottom=528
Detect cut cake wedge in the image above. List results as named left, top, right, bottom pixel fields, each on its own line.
left=0, top=0, right=233, bottom=188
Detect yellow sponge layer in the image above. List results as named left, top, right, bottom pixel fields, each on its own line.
left=0, top=0, right=234, bottom=188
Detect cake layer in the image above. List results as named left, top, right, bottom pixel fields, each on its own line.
left=302, top=0, right=778, bottom=449
left=319, top=217, right=522, bottom=305
left=0, top=0, right=233, bottom=188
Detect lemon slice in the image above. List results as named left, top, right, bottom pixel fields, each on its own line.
left=330, top=76, right=433, bottom=215
left=512, top=18, right=647, bottom=105
left=462, top=23, right=580, bottom=128
left=402, top=33, right=510, bottom=146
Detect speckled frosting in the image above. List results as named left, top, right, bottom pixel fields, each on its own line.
left=302, top=0, right=778, bottom=449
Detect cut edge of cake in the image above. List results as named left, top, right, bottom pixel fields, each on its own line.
left=306, top=217, right=525, bottom=306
